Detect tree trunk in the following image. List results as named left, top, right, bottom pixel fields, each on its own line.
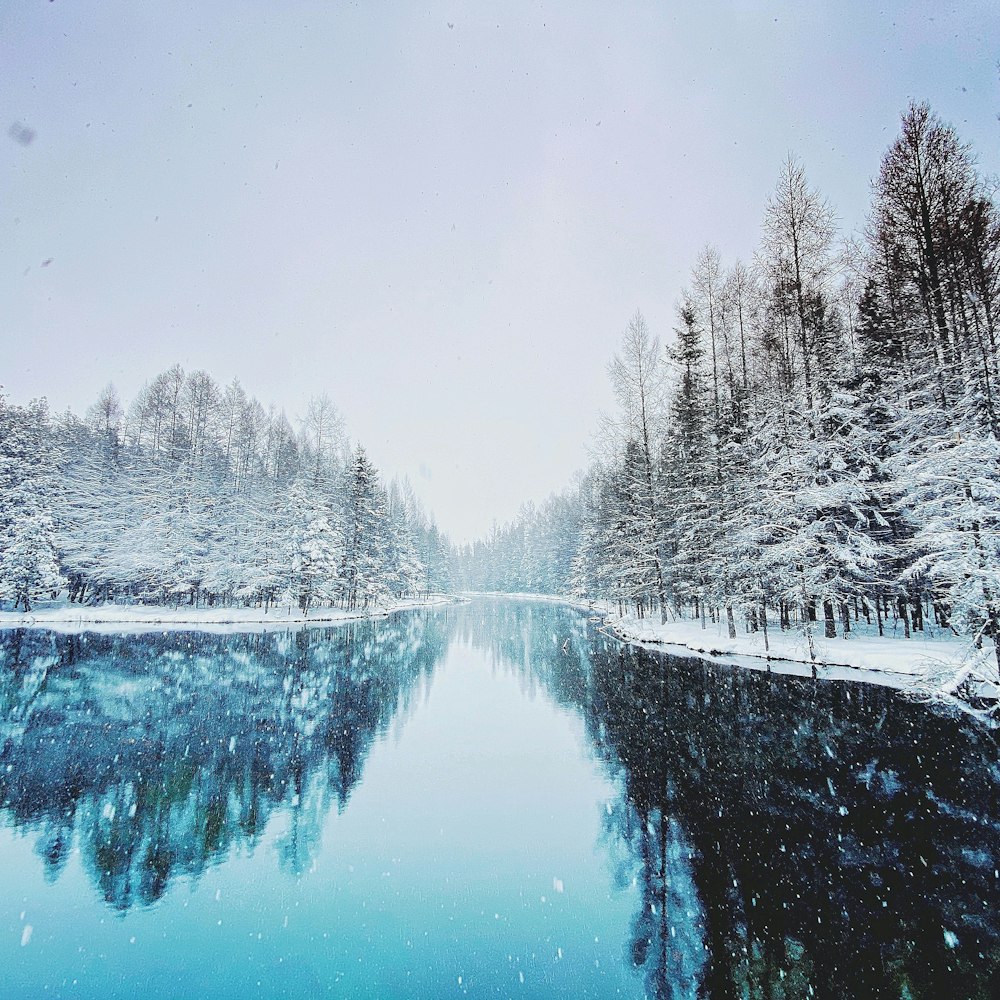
left=823, top=600, right=836, bottom=639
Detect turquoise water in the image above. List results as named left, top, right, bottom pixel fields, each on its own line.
left=2, top=599, right=999, bottom=998
left=0, top=604, right=640, bottom=998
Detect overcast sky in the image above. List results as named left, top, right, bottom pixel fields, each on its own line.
left=2, top=2, right=997, bottom=541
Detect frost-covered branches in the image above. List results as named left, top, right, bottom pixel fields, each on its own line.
left=459, top=102, right=1000, bottom=671
left=0, top=371, right=433, bottom=612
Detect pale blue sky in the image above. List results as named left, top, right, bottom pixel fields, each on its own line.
left=2, top=1, right=997, bottom=540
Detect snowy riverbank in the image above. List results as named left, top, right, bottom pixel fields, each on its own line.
left=0, top=594, right=461, bottom=635
left=593, top=602, right=1000, bottom=713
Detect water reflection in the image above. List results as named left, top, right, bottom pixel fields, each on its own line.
left=2, top=600, right=999, bottom=998
left=584, top=636, right=1000, bottom=999
left=452, top=603, right=1000, bottom=998
left=0, top=615, right=447, bottom=909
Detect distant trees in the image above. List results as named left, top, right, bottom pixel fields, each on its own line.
left=455, top=101, right=1000, bottom=668
left=454, top=493, right=578, bottom=598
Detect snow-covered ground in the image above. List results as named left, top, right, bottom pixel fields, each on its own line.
left=591, top=601, right=1000, bottom=711
left=461, top=590, right=570, bottom=604
left=0, top=595, right=460, bottom=635
left=462, top=591, right=999, bottom=699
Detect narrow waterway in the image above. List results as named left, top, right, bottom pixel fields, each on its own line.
left=1, top=598, right=998, bottom=998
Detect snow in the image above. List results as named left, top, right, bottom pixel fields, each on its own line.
left=461, top=591, right=570, bottom=604
left=606, top=610, right=963, bottom=675
left=581, top=600, right=1000, bottom=708
left=0, top=595, right=459, bottom=635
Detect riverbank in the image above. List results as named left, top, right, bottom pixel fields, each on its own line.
left=0, top=594, right=461, bottom=634
left=593, top=602, right=999, bottom=715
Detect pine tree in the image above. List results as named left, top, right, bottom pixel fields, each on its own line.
left=340, top=447, right=390, bottom=610
left=281, top=478, right=341, bottom=614
left=383, top=480, right=424, bottom=598
left=660, top=299, right=714, bottom=621
left=0, top=395, right=64, bottom=610
left=0, top=508, right=64, bottom=611
left=571, top=465, right=627, bottom=605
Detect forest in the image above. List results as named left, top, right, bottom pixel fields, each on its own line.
left=454, top=102, right=1000, bottom=667
left=0, top=376, right=452, bottom=614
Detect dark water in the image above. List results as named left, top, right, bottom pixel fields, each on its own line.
left=1, top=599, right=998, bottom=998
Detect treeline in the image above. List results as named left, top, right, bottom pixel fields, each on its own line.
left=0, top=369, right=452, bottom=611
left=456, top=102, right=1000, bottom=664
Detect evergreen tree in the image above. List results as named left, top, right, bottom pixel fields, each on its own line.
left=340, top=447, right=390, bottom=610
left=383, top=480, right=424, bottom=598
left=0, top=508, right=64, bottom=612
left=0, top=394, right=64, bottom=610
left=660, top=299, right=715, bottom=620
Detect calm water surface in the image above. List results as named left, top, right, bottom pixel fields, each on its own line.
left=1, top=598, right=999, bottom=998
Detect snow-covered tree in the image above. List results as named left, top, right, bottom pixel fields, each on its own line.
left=340, top=447, right=390, bottom=610
left=606, top=312, right=671, bottom=621
left=3, top=367, right=431, bottom=612
left=0, top=395, right=64, bottom=610
left=758, top=155, right=838, bottom=412
left=0, top=509, right=64, bottom=611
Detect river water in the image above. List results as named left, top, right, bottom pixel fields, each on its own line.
left=1, top=597, right=998, bottom=998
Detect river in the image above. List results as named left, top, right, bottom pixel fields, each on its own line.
left=1, top=597, right=998, bottom=998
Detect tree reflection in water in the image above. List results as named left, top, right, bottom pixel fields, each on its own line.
left=582, top=633, right=1000, bottom=1000
left=0, top=614, right=448, bottom=909
left=2, top=599, right=999, bottom=999
left=455, top=601, right=1000, bottom=999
